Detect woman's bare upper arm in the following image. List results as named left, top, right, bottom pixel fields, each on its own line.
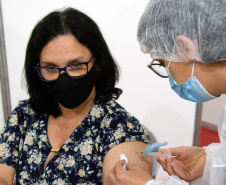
left=0, top=163, right=15, bottom=185
left=102, top=141, right=152, bottom=185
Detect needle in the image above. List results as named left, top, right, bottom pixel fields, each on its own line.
left=137, top=151, right=173, bottom=157
left=139, top=152, right=165, bottom=156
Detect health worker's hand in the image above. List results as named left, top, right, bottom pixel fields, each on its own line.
left=107, top=160, right=152, bottom=185
left=156, top=146, right=206, bottom=182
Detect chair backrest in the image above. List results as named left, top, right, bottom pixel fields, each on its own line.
left=143, top=125, right=160, bottom=179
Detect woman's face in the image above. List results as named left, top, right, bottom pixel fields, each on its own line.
left=39, top=34, right=97, bottom=109
left=40, top=34, right=94, bottom=73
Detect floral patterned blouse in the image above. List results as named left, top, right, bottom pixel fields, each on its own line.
left=0, top=99, right=150, bottom=185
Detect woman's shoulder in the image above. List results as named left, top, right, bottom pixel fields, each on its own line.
left=15, top=99, right=35, bottom=113
left=95, top=100, right=151, bottom=149
left=95, top=100, right=140, bottom=124
left=6, top=100, right=47, bottom=134
left=106, top=100, right=136, bottom=117
left=10, top=99, right=42, bottom=120
left=95, top=100, right=126, bottom=114
left=17, top=99, right=30, bottom=107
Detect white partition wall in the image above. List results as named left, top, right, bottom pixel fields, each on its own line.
left=0, top=79, right=4, bottom=129
left=1, top=1, right=196, bottom=183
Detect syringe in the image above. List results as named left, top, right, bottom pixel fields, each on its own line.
left=140, top=151, right=173, bottom=158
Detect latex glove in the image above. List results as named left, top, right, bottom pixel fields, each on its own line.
left=107, top=160, right=152, bottom=185
left=156, top=146, right=206, bottom=182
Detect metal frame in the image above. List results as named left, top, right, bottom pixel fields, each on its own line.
left=0, top=0, right=11, bottom=123
left=193, top=103, right=203, bottom=146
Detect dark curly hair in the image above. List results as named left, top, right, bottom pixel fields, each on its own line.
left=24, top=7, right=122, bottom=117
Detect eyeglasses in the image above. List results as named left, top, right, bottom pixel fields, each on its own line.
left=35, top=55, right=94, bottom=82
left=147, top=59, right=168, bottom=78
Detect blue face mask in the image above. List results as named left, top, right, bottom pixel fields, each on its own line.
left=166, top=61, right=217, bottom=103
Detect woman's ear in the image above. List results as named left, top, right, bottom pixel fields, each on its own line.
left=175, top=35, right=196, bottom=62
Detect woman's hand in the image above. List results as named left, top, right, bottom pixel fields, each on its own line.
left=156, top=146, right=206, bottom=182
left=107, top=160, right=152, bottom=185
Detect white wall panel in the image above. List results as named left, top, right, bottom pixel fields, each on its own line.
left=0, top=79, right=4, bottom=130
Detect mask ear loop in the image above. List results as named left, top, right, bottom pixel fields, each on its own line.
left=167, top=61, right=171, bottom=68
left=191, top=59, right=196, bottom=77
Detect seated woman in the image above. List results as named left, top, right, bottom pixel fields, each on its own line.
left=0, top=7, right=152, bottom=185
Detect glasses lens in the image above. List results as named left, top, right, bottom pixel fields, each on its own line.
left=66, top=63, right=88, bottom=78
left=150, top=61, right=168, bottom=77
left=39, top=67, right=59, bottom=81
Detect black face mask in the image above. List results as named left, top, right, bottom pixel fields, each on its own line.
left=43, top=67, right=98, bottom=109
